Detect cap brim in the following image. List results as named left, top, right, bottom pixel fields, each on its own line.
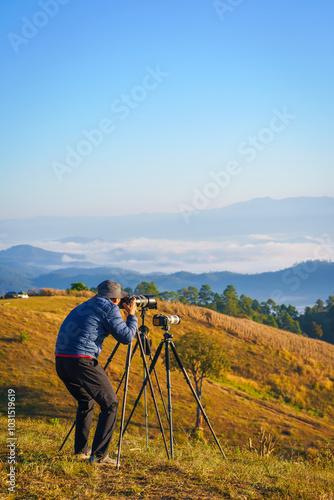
left=98, top=291, right=129, bottom=299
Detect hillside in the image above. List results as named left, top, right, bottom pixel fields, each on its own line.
left=1, top=296, right=334, bottom=456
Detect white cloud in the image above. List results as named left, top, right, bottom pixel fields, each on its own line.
left=29, top=235, right=334, bottom=275
left=61, top=254, right=81, bottom=263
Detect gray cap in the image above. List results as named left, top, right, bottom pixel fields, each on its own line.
left=97, top=280, right=129, bottom=299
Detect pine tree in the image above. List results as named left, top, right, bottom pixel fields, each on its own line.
left=312, top=322, right=323, bottom=339
left=198, top=285, right=214, bottom=306
left=221, top=285, right=240, bottom=316
left=134, top=281, right=159, bottom=295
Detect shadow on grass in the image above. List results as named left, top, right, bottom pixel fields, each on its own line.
left=0, top=384, right=75, bottom=419
left=0, top=336, right=22, bottom=343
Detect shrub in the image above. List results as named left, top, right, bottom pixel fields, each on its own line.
left=19, top=330, right=31, bottom=342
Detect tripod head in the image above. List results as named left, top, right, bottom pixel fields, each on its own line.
left=153, top=322, right=173, bottom=339
left=163, top=329, right=173, bottom=341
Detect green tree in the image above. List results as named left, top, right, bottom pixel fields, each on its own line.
left=213, top=292, right=224, bottom=313
left=304, top=306, right=314, bottom=318
left=266, top=299, right=276, bottom=315
left=171, top=331, right=230, bottom=429
left=260, top=301, right=271, bottom=316
left=279, top=312, right=302, bottom=335
left=198, top=285, right=214, bottom=306
left=326, top=295, right=334, bottom=310
left=177, top=286, right=199, bottom=305
left=239, top=294, right=253, bottom=316
left=286, top=305, right=299, bottom=320
left=299, top=306, right=315, bottom=336
left=188, top=286, right=199, bottom=305
left=177, top=288, right=188, bottom=304
left=272, top=303, right=281, bottom=319
left=69, top=282, right=89, bottom=291
left=312, top=321, right=323, bottom=339
left=264, top=315, right=278, bottom=329
left=328, top=305, right=334, bottom=318
left=169, top=291, right=180, bottom=302
left=159, top=291, right=172, bottom=302
left=313, top=299, right=324, bottom=313
left=134, top=281, right=159, bottom=295
left=221, top=285, right=240, bottom=317
left=251, top=299, right=261, bottom=313
left=159, top=290, right=180, bottom=302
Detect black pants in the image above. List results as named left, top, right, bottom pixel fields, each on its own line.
left=55, top=356, right=118, bottom=457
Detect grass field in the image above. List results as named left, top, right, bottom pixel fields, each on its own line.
left=1, top=416, right=334, bottom=500
left=1, top=296, right=334, bottom=498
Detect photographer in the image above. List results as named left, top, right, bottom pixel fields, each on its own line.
left=55, top=280, right=137, bottom=466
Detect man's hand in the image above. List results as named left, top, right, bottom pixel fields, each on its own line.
left=123, top=297, right=137, bottom=316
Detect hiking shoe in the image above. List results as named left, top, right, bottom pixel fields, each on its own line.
left=73, top=447, right=91, bottom=460
left=89, top=454, right=119, bottom=467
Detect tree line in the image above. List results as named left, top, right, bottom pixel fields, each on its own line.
left=68, top=281, right=334, bottom=342
left=129, top=281, right=334, bottom=342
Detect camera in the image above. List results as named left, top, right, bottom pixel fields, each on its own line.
left=120, top=294, right=157, bottom=310
left=153, top=314, right=181, bottom=327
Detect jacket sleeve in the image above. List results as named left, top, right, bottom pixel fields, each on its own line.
left=102, top=304, right=138, bottom=344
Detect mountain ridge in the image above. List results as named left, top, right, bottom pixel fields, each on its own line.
left=0, top=244, right=333, bottom=308
left=0, top=196, right=333, bottom=243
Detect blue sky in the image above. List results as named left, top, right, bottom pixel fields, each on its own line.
left=1, top=0, right=333, bottom=219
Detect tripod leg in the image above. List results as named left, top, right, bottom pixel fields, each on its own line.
left=141, top=343, right=176, bottom=447
left=59, top=342, right=122, bottom=452
left=150, top=355, right=177, bottom=446
left=59, top=420, right=76, bottom=452
left=122, top=340, right=163, bottom=435
left=116, top=341, right=133, bottom=468
left=103, top=341, right=121, bottom=370
left=116, top=340, right=139, bottom=394
left=148, top=353, right=170, bottom=430
left=170, top=342, right=227, bottom=460
left=123, top=335, right=170, bottom=459
left=165, top=341, right=174, bottom=458
left=143, top=364, right=149, bottom=449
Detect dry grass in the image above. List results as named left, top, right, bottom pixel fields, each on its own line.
left=160, top=300, right=334, bottom=368
left=39, top=288, right=95, bottom=298
left=1, top=416, right=334, bottom=500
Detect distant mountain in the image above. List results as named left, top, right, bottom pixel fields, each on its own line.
left=0, top=245, right=91, bottom=271
left=0, top=245, right=332, bottom=308
left=0, top=196, right=333, bottom=243
left=0, top=265, right=32, bottom=293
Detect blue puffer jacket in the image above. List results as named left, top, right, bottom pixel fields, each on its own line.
left=55, top=296, right=138, bottom=359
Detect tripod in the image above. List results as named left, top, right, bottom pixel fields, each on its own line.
left=59, top=306, right=171, bottom=467
left=116, top=306, right=173, bottom=467
left=123, top=323, right=227, bottom=459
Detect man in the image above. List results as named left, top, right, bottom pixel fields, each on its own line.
left=55, top=280, right=138, bottom=466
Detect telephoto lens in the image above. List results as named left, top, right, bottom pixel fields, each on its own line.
left=153, top=314, right=181, bottom=327
left=134, top=295, right=157, bottom=309
left=120, top=294, right=157, bottom=310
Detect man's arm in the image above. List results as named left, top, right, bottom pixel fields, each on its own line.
left=103, top=301, right=138, bottom=344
